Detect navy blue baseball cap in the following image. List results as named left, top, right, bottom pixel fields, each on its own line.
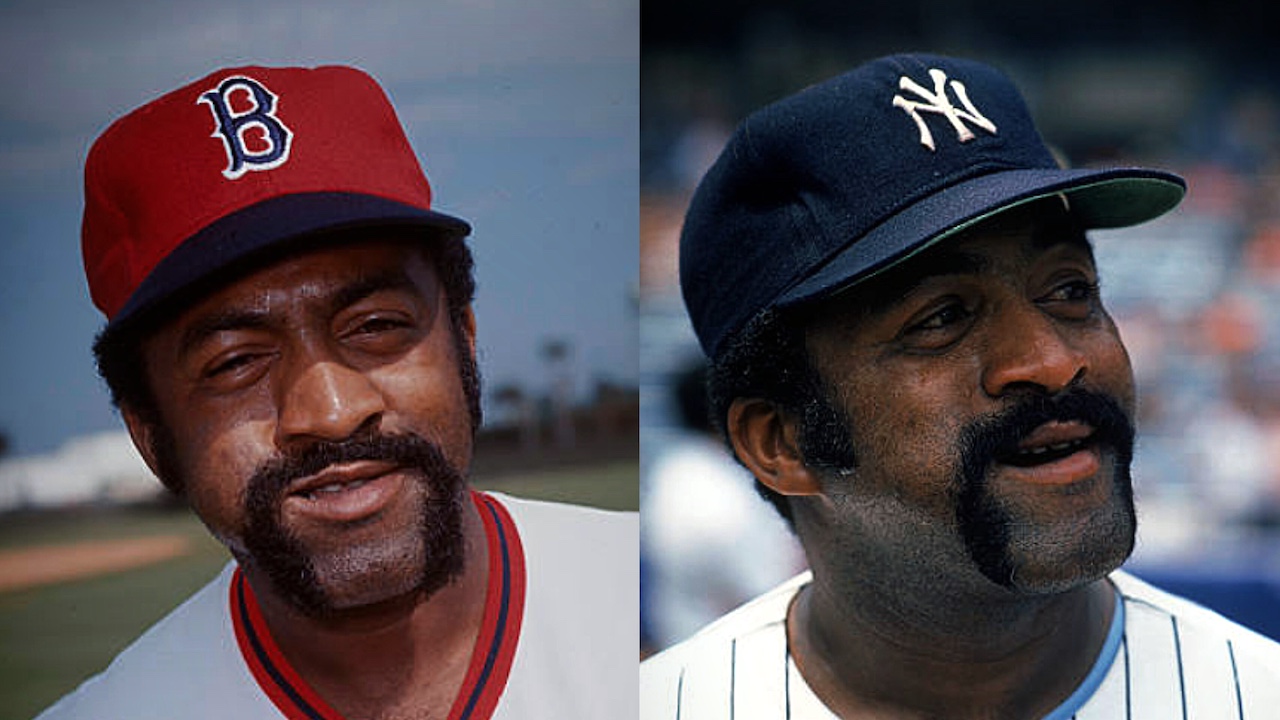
left=680, top=53, right=1186, bottom=360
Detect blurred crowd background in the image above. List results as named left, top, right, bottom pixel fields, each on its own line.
left=639, top=1, right=1280, bottom=655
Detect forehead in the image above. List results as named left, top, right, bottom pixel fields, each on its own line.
left=190, top=229, right=432, bottom=303
left=216, top=239, right=425, bottom=296
left=804, top=199, right=1093, bottom=321
left=142, top=232, right=438, bottom=342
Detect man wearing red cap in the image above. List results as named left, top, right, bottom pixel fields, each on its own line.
left=37, top=65, right=636, bottom=720
left=642, top=53, right=1280, bottom=718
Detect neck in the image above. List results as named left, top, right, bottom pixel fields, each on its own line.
left=243, top=495, right=490, bottom=719
left=790, top=570, right=1116, bottom=719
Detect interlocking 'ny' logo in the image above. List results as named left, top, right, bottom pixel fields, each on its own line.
left=197, top=76, right=293, bottom=180
left=892, top=68, right=997, bottom=152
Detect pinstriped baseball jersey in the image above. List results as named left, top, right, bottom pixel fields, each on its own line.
left=640, top=570, right=1280, bottom=718
left=37, top=491, right=638, bottom=720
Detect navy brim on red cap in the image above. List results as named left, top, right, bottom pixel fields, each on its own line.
left=108, top=191, right=471, bottom=332
left=83, top=65, right=472, bottom=328
left=776, top=167, right=1185, bottom=310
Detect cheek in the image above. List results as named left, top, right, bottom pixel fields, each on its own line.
left=172, top=416, right=274, bottom=539
left=377, top=348, right=474, bottom=467
left=1086, top=323, right=1137, bottom=409
left=842, top=370, right=969, bottom=503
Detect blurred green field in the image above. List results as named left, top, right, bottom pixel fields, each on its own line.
left=0, top=462, right=636, bottom=720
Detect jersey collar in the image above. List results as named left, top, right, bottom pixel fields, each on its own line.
left=229, top=489, right=527, bottom=720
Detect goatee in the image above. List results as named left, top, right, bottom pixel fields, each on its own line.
left=240, top=431, right=468, bottom=617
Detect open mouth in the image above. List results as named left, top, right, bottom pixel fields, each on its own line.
left=299, top=477, right=374, bottom=500
left=991, top=419, right=1100, bottom=471
left=281, top=461, right=407, bottom=523
left=998, top=436, right=1094, bottom=467
left=287, top=460, right=398, bottom=498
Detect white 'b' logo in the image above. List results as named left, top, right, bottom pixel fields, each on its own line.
left=892, top=68, right=997, bottom=152
left=198, top=76, right=293, bottom=180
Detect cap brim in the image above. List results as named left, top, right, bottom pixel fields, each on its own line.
left=108, top=191, right=471, bottom=332
left=775, top=167, right=1185, bottom=309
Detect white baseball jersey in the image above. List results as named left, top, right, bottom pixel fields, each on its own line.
left=641, top=570, right=1280, bottom=719
left=37, top=491, right=638, bottom=720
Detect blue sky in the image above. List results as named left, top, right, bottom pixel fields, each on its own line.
left=0, top=0, right=638, bottom=456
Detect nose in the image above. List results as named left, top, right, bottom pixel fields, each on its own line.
left=276, top=357, right=386, bottom=445
left=981, top=303, right=1088, bottom=398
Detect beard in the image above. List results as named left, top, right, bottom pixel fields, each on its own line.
left=798, top=385, right=1136, bottom=594
left=238, top=431, right=468, bottom=618
left=953, top=388, right=1137, bottom=592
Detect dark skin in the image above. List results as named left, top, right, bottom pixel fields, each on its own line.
left=728, top=201, right=1134, bottom=718
left=124, top=237, right=484, bottom=720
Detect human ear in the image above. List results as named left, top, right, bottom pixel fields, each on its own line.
left=727, top=397, right=824, bottom=497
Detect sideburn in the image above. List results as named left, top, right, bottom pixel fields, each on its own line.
left=794, top=361, right=859, bottom=475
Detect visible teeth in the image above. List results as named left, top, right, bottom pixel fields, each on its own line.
left=1019, top=441, right=1079, bottom=457
left=306, top=479, right=368, bottom=498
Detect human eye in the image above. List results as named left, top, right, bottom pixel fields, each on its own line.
left=1039, top=276, right=1101, bottom=319
left=898, top=297, right=975, bottom=350
left=340, top=310, right=421, bottom=354
left=352, top=314, right=413, bottom=335
left=913, top=302, right=971, bottom=330
left=206, top=352, right=255, bottom=377
left=199, top=347, right=272, bottom=390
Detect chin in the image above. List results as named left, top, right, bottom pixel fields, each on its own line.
left=242, top=463, right=469, bottom=618
left=307, top=540, right=440, bottom=610
left=1003, top=551, right=1130, bottom=596
left=997, top=507, right=1136, bottom=596
left=244, top=510, right=467, bottom=618
left=963, top=453, right=1138, bottom=597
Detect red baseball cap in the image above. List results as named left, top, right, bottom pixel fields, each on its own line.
left=82, top=64, right=471, bottom=330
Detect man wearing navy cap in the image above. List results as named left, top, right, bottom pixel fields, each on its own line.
left=641, top=54, right=1280, bottom=718
left=38, top=65, right=636, bottom=720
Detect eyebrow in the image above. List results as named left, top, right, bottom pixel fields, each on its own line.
left=832, top=221, right=1095, bottom=320
left=327, top=269, right=422, bottom=317
left=176, top=268, right=424, bottom=358
left=846, top=247, right=990, bottom=318
left=177, top=307, right=273, bottom=359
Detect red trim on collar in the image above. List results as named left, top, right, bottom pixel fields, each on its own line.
left=228, top=490, right=527, bottom=720
left=231, top=570, right=343, bottom=720
left=446, top=491, right=526, bottom=720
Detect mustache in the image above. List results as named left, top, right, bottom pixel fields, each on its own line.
left=240, top=429, right=467, bottom=617
left=957, top=388, right=1136, bottom=481
left=246, top=431, right=459, bottom=502
left=955, top=387, right=1136, bottom=590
